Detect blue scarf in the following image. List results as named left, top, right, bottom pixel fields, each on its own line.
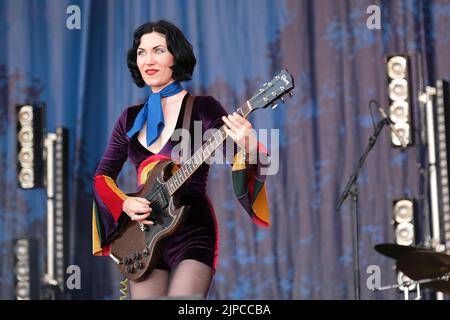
left=127, top=81, right=183, bottom=146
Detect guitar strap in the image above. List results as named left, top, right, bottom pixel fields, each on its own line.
left=182, top=95, right=195, bottom=132
left=177, top=95, right=195, bottom=166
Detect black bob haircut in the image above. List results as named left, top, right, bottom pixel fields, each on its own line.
left=127, top=20, right=197, bottom=87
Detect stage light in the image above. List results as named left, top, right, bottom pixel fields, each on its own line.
left=18, top=126, right=33, bottom=145
left=393, top=199, right=414, bottom=223
left=434, top=80, right=450, bottom=254
left=392, top=199, right=416, bottom=246
left=13, top=238, right=39, bottom=300
left=389, top=100, right=409, bottom=123
left=16, top=104, right=45, bottom=189
left=386, top=55, right=413, bottom=147
left=54, top=128, right=68, bottom=290
left=395, top=222, right=414, bottom=246
left=18, top=148, right=34, bottom=165
left=15, top=260, right=30, bottom=281
left=16, top=281, right=30, bottom=299
left=389, top=79, right=408, bottom=101
left=392, top=198, right=418, bottom=292
left=391, top=123, right=411, bottom=151
left=387, top=56, right=407, bottom=79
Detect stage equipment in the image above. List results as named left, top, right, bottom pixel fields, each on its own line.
left=42, top=128, right=69, bottom=298
left=13, top=238, right=39, bottom=300
left=16, top=104, right=45, bottom=189
left=386, top=55, right=413, bottom=147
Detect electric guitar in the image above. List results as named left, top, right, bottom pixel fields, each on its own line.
left=109, top=69, right=295, bottom=281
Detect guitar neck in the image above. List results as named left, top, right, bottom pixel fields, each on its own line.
left=166, top=101, right=254, bottom=195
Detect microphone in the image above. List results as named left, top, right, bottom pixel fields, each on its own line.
left=378, top=107, right=407, bottom=149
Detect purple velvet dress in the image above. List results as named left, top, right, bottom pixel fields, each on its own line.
left=92, top=93, right=270, bottom=272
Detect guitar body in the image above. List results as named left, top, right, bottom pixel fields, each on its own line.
left=110, top=159, right=189, bottom=282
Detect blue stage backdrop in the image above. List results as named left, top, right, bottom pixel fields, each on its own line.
left=1, top=0, right=450, bottom=299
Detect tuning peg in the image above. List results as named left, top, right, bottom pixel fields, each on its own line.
left=271, top=104, right=278, bottom=109
left=288, top=91, right=294, bottom=97
left=280, top=97, right=285, bottom=103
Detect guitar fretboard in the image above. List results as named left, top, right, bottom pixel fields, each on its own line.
left=166, top=101, right=253, bottom=195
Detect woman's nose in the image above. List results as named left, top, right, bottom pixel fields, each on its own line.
left=145, top=53, right=155, bottom=65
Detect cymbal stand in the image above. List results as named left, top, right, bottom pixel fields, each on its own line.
left=374, top=280, right=418, bottom=300
left=372, top=273, right=450, bottom=300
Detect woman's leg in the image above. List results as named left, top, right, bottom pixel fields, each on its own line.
left=167, top=259, right=213, bottom=298
left=128, top=268, right=170, bottom=299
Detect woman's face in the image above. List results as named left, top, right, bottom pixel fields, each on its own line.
left=136, top=32, right=175, bottom=92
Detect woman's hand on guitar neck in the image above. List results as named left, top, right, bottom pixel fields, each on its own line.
left=122, top=197, right=154, bottom=224
left=222, top=112, right=258, bottom=155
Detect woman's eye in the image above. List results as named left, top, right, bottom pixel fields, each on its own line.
left=155, top=48, right=165, bottom=54
left=137, top=51, right=145, bottom=56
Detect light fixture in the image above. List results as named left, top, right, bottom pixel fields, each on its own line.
left=386, top=55, right=413, bottom=147
left=16, top=104, right=45, bottom=189
left=393, top=198, right=416, bottom=246
left=13, top=238, right=39, bottom=300
left=435, top=80, right=450, bottom=254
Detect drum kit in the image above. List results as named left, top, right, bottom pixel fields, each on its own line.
left=374, top=243, right=450, bottom=299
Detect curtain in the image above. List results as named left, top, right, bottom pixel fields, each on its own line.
left=1, top=0, right=449, bottom=299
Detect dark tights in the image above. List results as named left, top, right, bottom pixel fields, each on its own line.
left=129, top=259, right=213, bottom=299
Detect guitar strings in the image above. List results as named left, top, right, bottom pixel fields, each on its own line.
left=144, top=123, right=227, bottom=208
left=143, top=111, right=238, bottom=206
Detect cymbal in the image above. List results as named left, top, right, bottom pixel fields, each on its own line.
left=397, top=251, right=450, bottom=280
left=374, top=243, right=429, bottom=260
left=421, top=280, right=450, bottom=294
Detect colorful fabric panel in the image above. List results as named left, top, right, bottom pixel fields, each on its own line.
left=231, top=142, right=270, bottom=227
left=92, top=175, right=128, bottom=256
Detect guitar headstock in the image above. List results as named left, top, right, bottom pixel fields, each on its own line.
left=248, top=69, right=295, bottom=111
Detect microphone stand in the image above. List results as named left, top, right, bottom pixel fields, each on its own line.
left=335, top=118, right=389, bottom=300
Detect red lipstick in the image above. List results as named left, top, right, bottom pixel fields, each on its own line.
left=145, top=69, right=159, bottom=76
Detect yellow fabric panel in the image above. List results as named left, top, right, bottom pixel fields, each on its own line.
left=139, top=161, right=159, bottom=185
left=251, top=184, right=270, bottom=225
left=232, top=150, right=247, bottom=171
left=104, top=176, right=128, bottom=200
left=92, top=204, right=103, bottom=256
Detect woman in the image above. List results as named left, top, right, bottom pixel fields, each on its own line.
left=92, top=20, right=270, bottom=299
